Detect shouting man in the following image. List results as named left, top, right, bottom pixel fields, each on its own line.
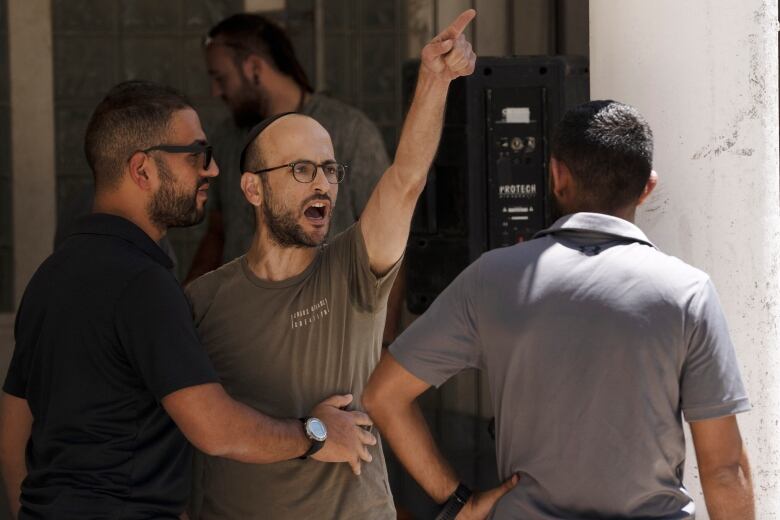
left=186, top=10, right=513, bottom=520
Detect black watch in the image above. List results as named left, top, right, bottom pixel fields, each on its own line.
left=434, top=483, right=472, bottom=520
left=299, top=417, right=327, bottom=459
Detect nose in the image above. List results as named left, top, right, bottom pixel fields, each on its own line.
left=204, top=157, right=219, bottom=178
left=311, top=166, right=331, bottom=193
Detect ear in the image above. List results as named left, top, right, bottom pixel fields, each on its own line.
left=241, top=172, right=263, bottom=207
left=241, top=55, right=265, bottom=86
left=127, top=151, right=153, bottom=191
left=637, top=170, right=659, bottom=206
left=549, top=157, right=571, bottom=199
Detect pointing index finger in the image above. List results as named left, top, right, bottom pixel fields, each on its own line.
left=442, top=9, right=476, bottom=39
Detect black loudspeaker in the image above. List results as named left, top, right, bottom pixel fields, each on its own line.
left=404, top=56, right=589, bottom=314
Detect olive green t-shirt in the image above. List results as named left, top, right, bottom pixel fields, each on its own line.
left=185, top=223, right=399, bottom=520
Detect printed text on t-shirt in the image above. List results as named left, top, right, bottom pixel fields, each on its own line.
left=290, top=298, right=330, bottom=329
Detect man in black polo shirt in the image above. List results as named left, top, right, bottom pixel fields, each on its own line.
left=0, top=81, right=376, bottom=519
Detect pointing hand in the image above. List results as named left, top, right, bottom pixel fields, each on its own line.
left=421, top=9, right=477, bottom=82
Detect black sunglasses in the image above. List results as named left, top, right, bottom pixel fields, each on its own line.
left=142, top=143, right=213, bottom=170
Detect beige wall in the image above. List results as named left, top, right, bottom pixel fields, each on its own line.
left=9, top=0, right=55, bottom=309
left=245, top=0, right=285, bottom=11
left=1, top=0, right=55, bottom=375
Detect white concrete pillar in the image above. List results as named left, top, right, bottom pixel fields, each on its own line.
left=590, top=1, right=779, bottom=517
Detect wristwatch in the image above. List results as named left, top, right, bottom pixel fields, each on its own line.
left=299, top=417, right=327, bottom=459
left=434, top=483, right=472, bottom=520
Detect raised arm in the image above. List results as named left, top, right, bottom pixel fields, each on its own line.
left=690, top=415, right=754, bottom=520
left=0, top=393, right=32, bottom=519
left=359, top=10, right=477, bottom=275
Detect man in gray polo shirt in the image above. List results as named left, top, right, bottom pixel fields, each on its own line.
left=363, top=100, right=754, bottom=519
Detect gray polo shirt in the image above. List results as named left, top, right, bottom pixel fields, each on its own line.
left=390, top=212, right=749, bottom=519
left=209, top=93, right=390, bottom=263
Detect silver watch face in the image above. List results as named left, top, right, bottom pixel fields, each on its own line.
left=306, top=418, right=328, bottom=442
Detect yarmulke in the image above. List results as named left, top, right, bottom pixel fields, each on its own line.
left=239, top=111, right=298, bottom=172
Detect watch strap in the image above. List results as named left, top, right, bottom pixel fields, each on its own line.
left=434, top=483, right=472, bottom=520
left=298, top=417, right=325, bottom=459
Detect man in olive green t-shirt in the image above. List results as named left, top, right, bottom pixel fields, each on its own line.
left=187, top=223, right=398, bottom=519
left=185, top=11, right=505, bottom=520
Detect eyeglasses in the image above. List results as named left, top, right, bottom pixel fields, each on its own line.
left=252, top=161, right=347, bottom=184
left=142, top=143, right=213, bottom=170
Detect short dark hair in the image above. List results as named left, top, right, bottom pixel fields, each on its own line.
left=84, top=80, right=193, bottom=189
left=551, top=100, right=654, bottom=212
left=207, top=14, right=313, bottom=93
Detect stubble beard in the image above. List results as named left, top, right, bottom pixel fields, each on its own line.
left=148, top=158, right=206, bottom=230
left=260, top=177, right=328, bottom=248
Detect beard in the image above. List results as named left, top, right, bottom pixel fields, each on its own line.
left=148, top=158, right=207, bottom=229
left=260, top=176, right=331, bottom=248
left=230, top=75, right=271, bottom=128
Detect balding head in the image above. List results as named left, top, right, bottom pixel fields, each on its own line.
left=242, top=113, right=334, bottom=173
left=239, top=113, right=340, bottom=249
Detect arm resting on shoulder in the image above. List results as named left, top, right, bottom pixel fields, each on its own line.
left=691, top=415, right=754, bottom=520
left=0, top=393, right=32, bottom=520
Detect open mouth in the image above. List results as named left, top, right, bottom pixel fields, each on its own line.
left=303, top=200, right=330, bottom=223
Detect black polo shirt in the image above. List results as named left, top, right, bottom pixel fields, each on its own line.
left=4, top=213, right=219, bottom=519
